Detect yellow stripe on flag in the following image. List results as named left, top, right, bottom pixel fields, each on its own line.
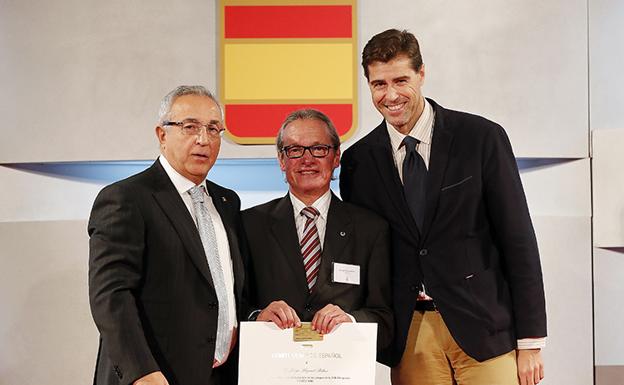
left=224, top=43, right=353, bottom=100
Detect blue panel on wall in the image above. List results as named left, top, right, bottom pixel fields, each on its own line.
left=4, top=157, right=553, bottom=195
left=4, top=159, right=339, bottom=192
left=516, top=158, right=578, bottom=172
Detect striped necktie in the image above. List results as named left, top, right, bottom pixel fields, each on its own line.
left=300, top=206, right=321, bottom=291
left=188, top=185, right=231, bottom=363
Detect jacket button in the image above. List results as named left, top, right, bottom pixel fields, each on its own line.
left=305, top=304, right=312, bottom=312
left=419, top=249, right=428, bottom=256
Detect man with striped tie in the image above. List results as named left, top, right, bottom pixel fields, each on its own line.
left=241, top=109, right=393, bottom=351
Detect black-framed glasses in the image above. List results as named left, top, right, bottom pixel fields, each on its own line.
left=162, top=119, right=225, bottom=137
left=281, top=144, right=336, bottom=159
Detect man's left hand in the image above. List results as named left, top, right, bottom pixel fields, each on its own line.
left=311, top=304, right=352, bottom=334
left=517, top=349, right=544, bottom=385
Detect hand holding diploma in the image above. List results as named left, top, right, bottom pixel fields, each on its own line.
left=256, top=301, right=353, bottom=334
left=311, top=304, right=353, bottom=334
left=257, top=300, right=301, bottom=329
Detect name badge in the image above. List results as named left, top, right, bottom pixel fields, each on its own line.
left=332, top=262, right=360, bottom=285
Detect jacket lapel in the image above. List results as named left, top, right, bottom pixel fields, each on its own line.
left=369, top=122, right=421, bottom=241
left=270, top=195, right=310, bottom=295
left=311, top=194, right=352, bottom=301
left=150, top=162, right=215, bottom=287
left=421, top=100, right=454, bottom=240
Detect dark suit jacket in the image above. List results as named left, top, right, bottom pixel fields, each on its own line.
left=88, top=160, right=246, bottom=385
left=340, top=99, right=547, bottom=365
left=241, top=193, right=393, bottom=351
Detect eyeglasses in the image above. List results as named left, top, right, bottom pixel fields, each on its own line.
left=281, top=144, right=336, bottom=159
left=162, top=119, right=225, bottom=137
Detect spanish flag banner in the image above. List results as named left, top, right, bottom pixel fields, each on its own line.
left=219, top=0, right=358, bottom=144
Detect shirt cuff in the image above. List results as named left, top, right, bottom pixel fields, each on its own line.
left=517, top=337, right=546, bottom=350
left=346, top=313, right=356, bottom=323
left=248, top=309, right=262, bottom=321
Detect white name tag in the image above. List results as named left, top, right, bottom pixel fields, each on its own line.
left=332, top=262, right=360, bottom=285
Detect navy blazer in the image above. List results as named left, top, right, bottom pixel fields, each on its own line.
left=340, top=99, right=547, bottom=365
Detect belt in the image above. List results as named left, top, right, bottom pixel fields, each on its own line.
left=414, top=300, right=437, bottom=311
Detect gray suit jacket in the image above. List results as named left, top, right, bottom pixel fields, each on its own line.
left=88, top=161, right=245, bottom=385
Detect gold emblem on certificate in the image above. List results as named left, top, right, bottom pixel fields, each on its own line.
left=293, top=323, right=323, bottom=342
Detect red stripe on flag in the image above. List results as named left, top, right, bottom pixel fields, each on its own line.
left=225, top=104, right=352, bottom=139
left=225, top=5, right=352, bottom=38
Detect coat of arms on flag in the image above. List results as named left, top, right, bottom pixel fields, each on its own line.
left=219, top=0, right=357, bottom=144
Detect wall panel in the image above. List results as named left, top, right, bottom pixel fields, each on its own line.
left=592, top=129, right=624, bottom=247
left=351, top=0, right=589, bottom=158
left=594, top=247, right=624, bottom=366
left=0, top=220, right=97, bottom=385
left=534, top=216, right=594, bottom=385
left=590, top=0, right=624, bottom=130
left=520, top=159, right=591, bottom=217
left=0, top=0, right=217, bottom=163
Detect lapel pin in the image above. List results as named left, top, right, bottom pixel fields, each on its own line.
left=339, top=231, right=346, bottom=237
left=221, top=196, right=227, bottom=202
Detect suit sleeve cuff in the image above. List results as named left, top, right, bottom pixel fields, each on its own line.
left=517, top=337, right=546, bottom=350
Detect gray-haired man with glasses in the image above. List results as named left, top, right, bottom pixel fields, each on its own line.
left=88, top=85, right=246, bottom=385
left=241, top=108, right=394, bottom=354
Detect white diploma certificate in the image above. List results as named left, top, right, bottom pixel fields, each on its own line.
left=238, top=322, right=377, bottom=385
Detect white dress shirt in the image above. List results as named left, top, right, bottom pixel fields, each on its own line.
left=158, top=156, right=238, bottom=333
left=385, top=98, right=545, bottom=349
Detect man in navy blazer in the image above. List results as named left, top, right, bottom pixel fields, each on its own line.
left=88, top=86, right=245, bottom=385
left=340, top=29, right=547, bottom=385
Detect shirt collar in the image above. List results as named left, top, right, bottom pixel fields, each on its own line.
left=386, top=97, right=434, bottom=152
left=158, top=155, right=207, bottom=195
left=289, top=189, right=332, bottom=221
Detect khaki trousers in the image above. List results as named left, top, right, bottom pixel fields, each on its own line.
left=391, top=311, right=519, bottom=385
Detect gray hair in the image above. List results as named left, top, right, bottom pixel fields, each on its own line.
left=158, top=85, right=222, bottom=124
left=276, top=109, right=341, bottom=151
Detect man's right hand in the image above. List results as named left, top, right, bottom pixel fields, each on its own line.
left=133, top=371, right=169, bottom=385
left=256, top=300, right=301, bottom=329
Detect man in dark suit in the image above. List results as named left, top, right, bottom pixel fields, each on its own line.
left=242, top=109, right=393, bottom=350
left=340, top=29, right=547, bottom=385
left=88, top=86, right=245, bottom=385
